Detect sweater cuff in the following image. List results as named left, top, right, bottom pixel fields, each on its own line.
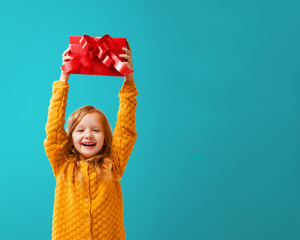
left=123, top=81, right=135, bottom=86
left=53, top=80, right=69, bottom=88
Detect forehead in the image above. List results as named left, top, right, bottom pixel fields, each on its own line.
left=77, top=112, right=103, bottom=127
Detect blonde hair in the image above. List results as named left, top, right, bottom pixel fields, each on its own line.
left=62, top=105, right=119, bottom=187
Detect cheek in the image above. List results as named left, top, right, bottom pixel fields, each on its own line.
left=72, top=133, right=80, bottom=144
left=97, top=134, right=105, bottom=143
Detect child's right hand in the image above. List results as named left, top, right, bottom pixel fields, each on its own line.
left=60, top=48, right=73, bottom=84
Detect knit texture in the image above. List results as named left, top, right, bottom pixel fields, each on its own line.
left=44, top=80, right=138, bottom=240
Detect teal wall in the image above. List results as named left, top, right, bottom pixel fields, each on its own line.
left=0, top=0, right=299, bottom=239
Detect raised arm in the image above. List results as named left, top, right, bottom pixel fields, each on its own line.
left=110, top=81, right=138, bottom=178
left=44, top=48, right=72, bottom=178
left=110, top=42, right=138, bottom=178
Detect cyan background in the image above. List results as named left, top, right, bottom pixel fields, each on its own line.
left=0, top=0, right=299, bottom=239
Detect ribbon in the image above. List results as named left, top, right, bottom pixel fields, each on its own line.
left=61, top=34, right=133, bottom=76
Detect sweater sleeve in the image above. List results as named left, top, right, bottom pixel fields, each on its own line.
left=44, top=80, right=69, bottom=179
left=110, top=81, right=139, bottom=178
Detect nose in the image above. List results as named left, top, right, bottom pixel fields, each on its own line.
left=84, top=130, right=93, bottom=139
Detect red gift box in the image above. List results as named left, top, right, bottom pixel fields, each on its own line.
left=61, top=34, right=133, bottom=76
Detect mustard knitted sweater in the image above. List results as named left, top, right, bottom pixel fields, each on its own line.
left=44, top=80, right=138, bottom=240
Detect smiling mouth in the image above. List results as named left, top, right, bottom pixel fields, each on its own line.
left=82, top=143, right=96, bottom=147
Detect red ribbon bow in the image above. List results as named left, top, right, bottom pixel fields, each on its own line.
left=61, top=34, right=133, bottom=76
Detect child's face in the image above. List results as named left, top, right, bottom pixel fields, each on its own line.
left=72, top=112, right=105, bottom=160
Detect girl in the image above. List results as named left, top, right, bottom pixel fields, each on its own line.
left=44, top=42, right=138, bottom=240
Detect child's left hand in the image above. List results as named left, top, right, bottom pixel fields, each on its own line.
left=119, top=41, right=134, bottom=82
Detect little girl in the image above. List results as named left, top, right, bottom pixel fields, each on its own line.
left=44, top=42, right=138, bottom=240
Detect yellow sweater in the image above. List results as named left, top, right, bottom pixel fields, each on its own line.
left=44, top=80, right=138, bottom=240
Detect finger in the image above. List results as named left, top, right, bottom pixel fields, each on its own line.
left=126, top=40, right=131, bottom=51
left=62, top=49, right=68, bottom=57
left=122, top=47, right=131, bottom=55
left=63, top=56, right=73, bottom=62
left=62, top=48, right=70, bottom=57
left=119, top=54, right=131, bottom=61
left=63, top=56, right=73, bottom=60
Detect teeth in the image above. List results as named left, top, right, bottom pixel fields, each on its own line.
left=82, top=143, right=95, bottom=146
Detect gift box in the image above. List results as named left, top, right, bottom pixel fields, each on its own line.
left=61, top=34, right=133, bottom=76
